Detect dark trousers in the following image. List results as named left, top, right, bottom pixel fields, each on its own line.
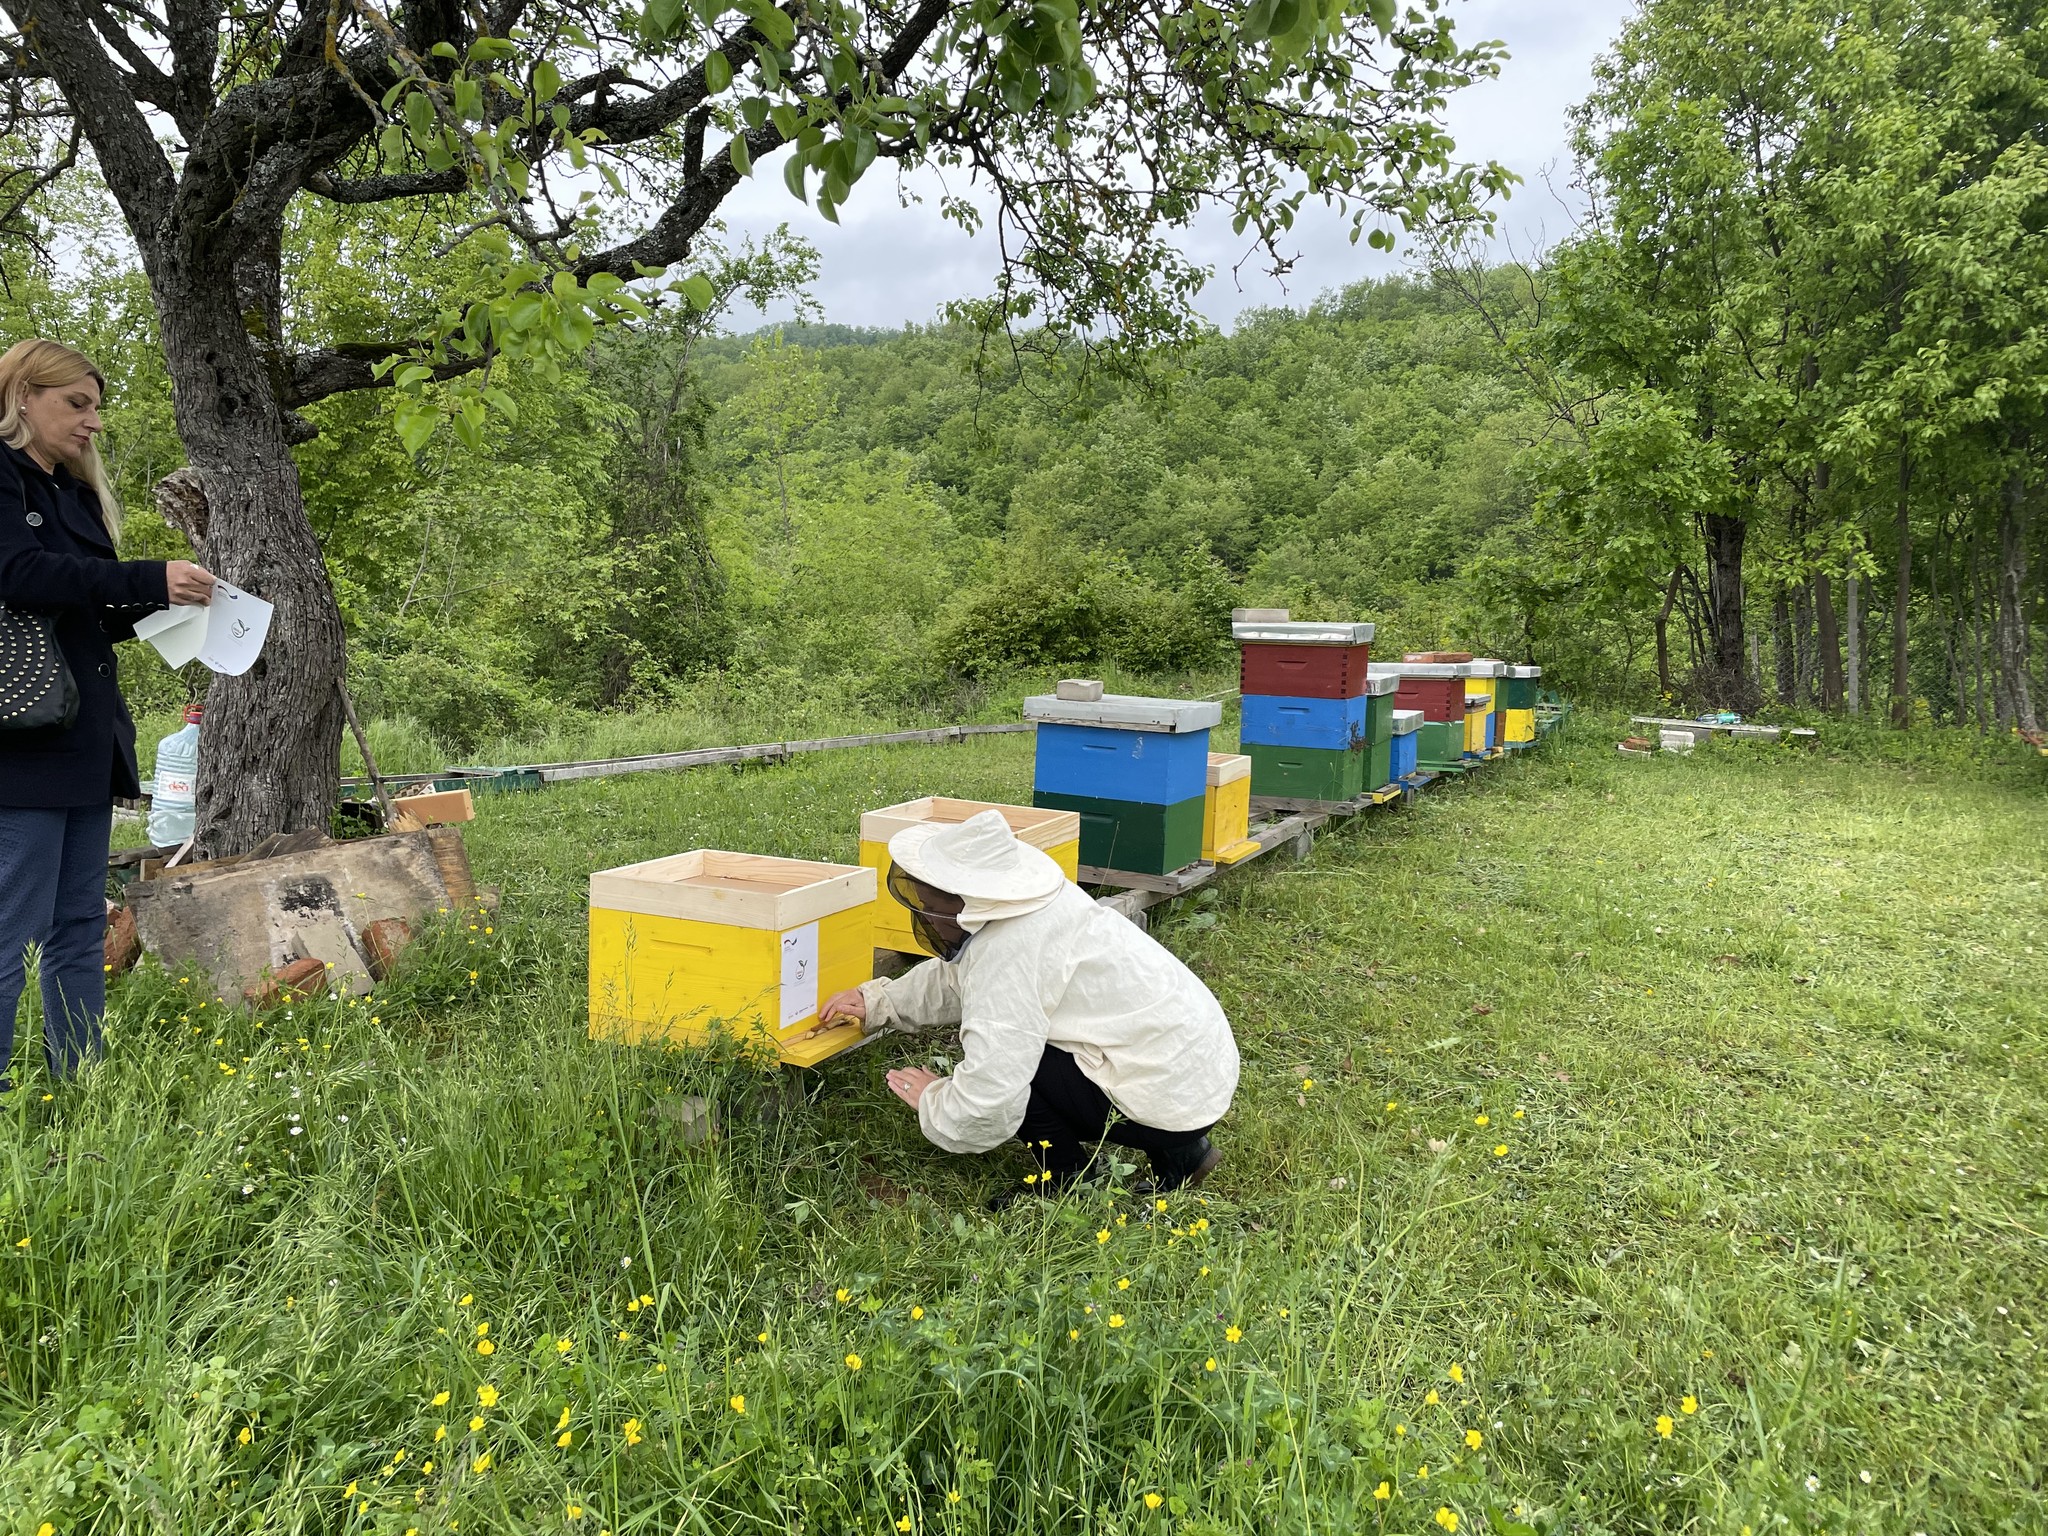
left=0, top=802, right=112, bottom=1085
left=1017, top=1044, right=1210, bottom=1178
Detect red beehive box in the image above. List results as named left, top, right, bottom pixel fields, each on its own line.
left=1239, top=643, right=1373, bottom=699
left=1369, top=663, right=1464, bottom=722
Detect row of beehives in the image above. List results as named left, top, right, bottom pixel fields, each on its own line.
left=587, top=621, right=1541, bottom=1069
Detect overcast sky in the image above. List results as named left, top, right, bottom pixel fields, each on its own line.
left=714, top=0, right=1639, bottom=333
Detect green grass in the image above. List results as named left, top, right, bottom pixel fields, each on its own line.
left=6, top=718, right=2045, bottom=1534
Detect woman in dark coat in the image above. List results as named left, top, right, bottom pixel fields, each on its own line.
left=0, top=338, right=215, bottom=1090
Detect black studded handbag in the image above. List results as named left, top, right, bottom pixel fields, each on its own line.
left=0, top=601, right=79, bottom=731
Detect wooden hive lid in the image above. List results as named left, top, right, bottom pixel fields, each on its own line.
left=1022, top=694, right=1223, bottom=733
left=1231, top=620, right=1375, bottom=646
left=590, top=849, right=875, bottom=930
left=859, top=796, right=1080, bottom=850
left=1506, top=664, right=1542, bottom=678
left=1205, top=752, right=1251, bottom=786
left=1457, top=659, right=1506, bottom=677
left=1391, top=709, right=1425, bottom=734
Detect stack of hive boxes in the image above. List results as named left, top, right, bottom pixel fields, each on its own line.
left=1389, top=708, right=1424, bottom=782
left=1235, top=619, right=1395, bottom=801
left=1460, top=659, right=1505, bottom=756
left=1026, top=690, right=1222, bottom=876
left=1370, top=662, right=1466, bottom=772
left=1500, top=664, right=1540, bottom=745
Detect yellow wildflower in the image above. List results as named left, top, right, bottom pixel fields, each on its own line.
left=1107, top=1314, right=1125, bottom=1328
left=911, top=1306, right=924, bottom=1320
left=1681, top=1394, right=1699, bottom=1415
left=844, top=1354, right=862, bottom=1371
left=1465, top=1429, right=1482, bottom=1449
left=557, top=1405, right=572, bottom=1431
left=432, top=1391, right=450, bottom=1407
left=1117, top=1278, right=1131, bottom=1291
left=1493, top=1145, right=1507, bottom=1157
left=1096, top=1229, right=1110, bottom=1244
left=1425, top=1389, right=1440, bottom=1405
left=1435, top=1508, right=1458, bottom=1532
left=623, top=1418, right=644, bottom=1446
left=469, top=1417, right=485, bottom=1433
left=476, top=1385, right=498, bottom=1408
left=238, top=1425, right=254, bottom=1445
left=567, top=1507, right=583, bottom=1521
left=1224, top=1325, right=1241, bottom=1343
left=557, top=1338, right=574, bottom=1354
left=476, top=1340, right=494, bottom=1355
left=947, top=1490, right=962, bottom=1504
left=729, top=1395, right=745, bottom=1414
left=1656, top=1415, right=1674, bottom=1438
left=471, top=1452, right=491, bottom=1474
left=458, top=1294, right=473, bottom=1307
left=1373, top=1481, right=1391, bottom=1501
left=1473, top=1114, right=1488, bottom=1127
left=1448, top=1363, right=1463, bottom=1384
left=556, top=1431, right=573, bottom=1449
left=1204, top=1357, right=1218, bottom=1373
left=433, top=1425, right=447, bottom=1443
left=1144, top=1493, right=1163, bottom=1510
left=896, top=1520, right=912, bottom=1533
left=836, top=1288, right=851, bottom=1304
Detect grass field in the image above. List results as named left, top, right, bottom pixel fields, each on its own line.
left=5, top=717, right=2045, bottom=1535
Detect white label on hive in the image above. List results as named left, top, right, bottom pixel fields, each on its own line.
left=778, top=922, right=820, bottom=1029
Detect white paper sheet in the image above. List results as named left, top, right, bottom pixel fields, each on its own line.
left=133, top=579, right=275, bottom=675
left=778, top=921, right=820, bottom=1030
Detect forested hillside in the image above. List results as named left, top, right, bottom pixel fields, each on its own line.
left=5, top=0, right=2042, bottom=776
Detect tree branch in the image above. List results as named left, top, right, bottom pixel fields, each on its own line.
left=305, top=165, right=468, bottom=203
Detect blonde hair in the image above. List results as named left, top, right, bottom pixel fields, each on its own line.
left=0, top=338, right=123, bottom=543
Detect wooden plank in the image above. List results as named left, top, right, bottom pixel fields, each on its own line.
left=1077, top=861, right=1216, bottom=896
left=339, top=721, right=1035, bottom=791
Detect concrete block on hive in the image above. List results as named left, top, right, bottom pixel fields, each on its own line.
left=1055, top=678, right=1105, bottom=702
left=1660, top=729, right=1696, bottom=754
left=1232, top=607, right=1291, bottom=622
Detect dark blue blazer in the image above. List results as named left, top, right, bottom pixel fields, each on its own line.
left=0, top=441, right=168, bottom=807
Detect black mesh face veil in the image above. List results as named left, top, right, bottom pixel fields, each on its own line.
left=887, top=863, right=969, bottom=960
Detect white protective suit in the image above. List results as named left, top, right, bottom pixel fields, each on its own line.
left=859, top=880, right=1240, bottom=1154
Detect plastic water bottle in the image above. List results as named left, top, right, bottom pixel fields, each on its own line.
left=146, top=704, right=203, bottom=846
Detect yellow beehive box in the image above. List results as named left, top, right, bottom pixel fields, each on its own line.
left=860, top=797, right=1081, bottom=956
left=1202, top=753, right=1259, bottom=864
left=1502, top=708, right=1536, bottom=744
left=1464, top=693, right=1490, bottom=755
left=589, top=850, right=876, bottom=1067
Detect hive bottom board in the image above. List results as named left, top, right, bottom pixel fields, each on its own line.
left=1032, top=790, right=1206, bottom=876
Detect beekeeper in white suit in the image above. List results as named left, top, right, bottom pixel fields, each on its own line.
left=819, top=809, right=1239, bottom=1202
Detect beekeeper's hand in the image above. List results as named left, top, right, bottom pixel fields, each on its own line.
left=819, top=988, right=867, bottom=1027
left=886, top=1066, right=939, bottom=1109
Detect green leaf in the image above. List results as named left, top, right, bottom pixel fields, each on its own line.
left=705, top=50, right=733, bottom=94
left=730, top=135, right=754, bottom=176
left=783, top=154, right=807, bottom=203
left=678, top=273, right=717, bottom=311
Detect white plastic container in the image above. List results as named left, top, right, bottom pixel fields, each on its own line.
left=147, top=705, right=202, bottom=845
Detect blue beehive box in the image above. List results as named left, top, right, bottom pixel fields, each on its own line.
left=1032, top=723, right=1210, bottom=803
left=1023, top=692, right=1222, bottom=806
left=1390, top=709, right=1422, bottom=780
left=1239, top=693, right=1371, bottom=753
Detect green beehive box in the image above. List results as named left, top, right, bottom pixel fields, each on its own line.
left=1246, top=742, right=1366, bottom=802
left=1366, top=733, right=1393, bottom=790
left=1031, top=791, right=1206, bottom=876
left=1499, top=676, right=1535, bottom=709
left=1418, top=720, right=1465, bottom=770
left=1364, top=689, right=1395, bottom=743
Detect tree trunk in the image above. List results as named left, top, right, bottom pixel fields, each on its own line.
left=1793, top=582, right=1816, bottom=705
left=1701, top=512, right=1748, bottom=694
left=1773, top=588, right=1795, bottom=705
left=1845, top=570, right=1861, bottom=715
left=1998, top=468, right=2039, bottom=733
left=1889, top=451, right=1913, bottom=728
left=1814, top=571, right=1844, bottom=711
left=144, top=244, right=346, bottom=857
left=1654, top=566, right=1681, bottom=697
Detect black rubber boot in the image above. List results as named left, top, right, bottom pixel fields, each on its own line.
left=1144, top=1136, right=1222, bottom=1194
